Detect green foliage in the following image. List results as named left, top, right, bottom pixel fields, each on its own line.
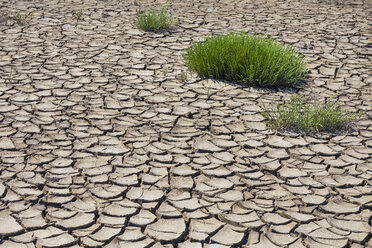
left=177, top=70, right=188, bottom=83
left=183, top=32, right=307, bottom=87
left=0, top=11, right=9, bottom=25
left=261, top=94, right=358, bottom=133
left=136, top=4, right=174, bottom=32
left=5, top=69, right=13, bottom=84
left=0, top=11, right=33, bottom=25
left=14, top=12, right=23, bottom=24
left=73, top=8, right=85, bottom=20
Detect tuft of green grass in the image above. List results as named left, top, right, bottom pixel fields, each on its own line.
left=183, top=32, right=307, bottom=87
left=261, top=94, right=358, bottom=133
left=5, top=69, right=13, bottom=83
left=177, top=70, right=188, bottom=83
left=136, top=4, right=174, bottom=32
left=14, top=12, right=23, bottom=24
left=73, top=8, right=85, bottom=20
left=1, top=11, right=33, bottom=25
left=0, top=11, right=9, bottom=25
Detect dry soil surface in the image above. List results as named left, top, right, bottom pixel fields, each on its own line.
left=0, top=0, right=371, bottom=247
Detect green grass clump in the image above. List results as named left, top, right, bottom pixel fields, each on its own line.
left=0, top=11, right=33, bottom=25
left=73, top=8, right=85, bottom=20
left=136, top=4, right=174, bottom=32
left=183, top=32, right=307, bottom=87
left=262, top=94, right=358, bottom=133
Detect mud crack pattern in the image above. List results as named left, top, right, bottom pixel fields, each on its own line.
left=0, top=0, right=371, bottom=247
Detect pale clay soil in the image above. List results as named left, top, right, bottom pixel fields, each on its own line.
left=0, top=0, right=371, bottom=247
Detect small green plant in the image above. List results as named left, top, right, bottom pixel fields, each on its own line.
left=136, top=4, right=174, bottom=32
left=0, top=11, right=9, bottom=25
left=5, top=69, right=13, bottom=83
left=14, top=12, right=23, bottom=24
left=177, top=70, right=188, bottom=83
left=261, top=94, right=358, bottom=133
left=74, top=8, right=85, bottom=20
left=207, top=84, right=213, bottom=99
left=3, top=11, right=33, bottom=25
left=183, top=32, right=307, bottom=87
left=161, top=68, right=168, bottom=76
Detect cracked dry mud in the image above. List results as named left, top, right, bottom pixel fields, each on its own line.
left=0, top=0, right=371, bottom=247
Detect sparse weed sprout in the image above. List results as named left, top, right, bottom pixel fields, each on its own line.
left=5, top=69, right=13, bottom=84
left=18, top=11, right=33, bottom=25
left=177, top=70, right=188, bottom=83
left=0, top=11, right=9, bottom=25
left=262, top=94, right=358, bottom=133
left=14, top=12, right=23, bottom=24
left=74, top=8, right=85, bottom=20
left=136, top=4, right=174, bottom=32
left=1, top=11, right=33, bottom=25
left=183, top=32, right=307, bottom=87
